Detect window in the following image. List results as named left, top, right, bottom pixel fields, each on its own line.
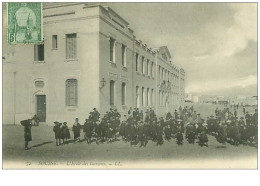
left=150, top=62, right=153, bottom=77
left=136, top=86, right=140, bottom=108
left=158, top=66, right=161, bottom=80
left=66, top=79, right=78, bottom=106
left=142, top=56, right=145, bottom=74
left=34, top=44, right=44, bottom=61
left=35, top=81, right=44, bottom=88
left=151, top=89, right=154, bottom=106
left=159, top=91, right=161, bottom=106
left=110, top=80, right=115, bottom=106
left=122, top=82, right=126, bottom=105
left=122, top=44, right=126, bottom=67
left=135, top=53, right=139, bottom=72
left=52, top=35, right=57, bottom=49
left=142, top=87, right=145, bottom=106
left=147, top=88, right=149, bottom=106
left=110, top=37, right=115, bottom=62
left=161, top=68, right=163, bottom=80
left=66, top=33, right=77, bottom=59
left=147, top=60, right=149, bottom=75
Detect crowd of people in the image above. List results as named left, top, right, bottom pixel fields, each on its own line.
left=20, top=105, right=258, bottom=150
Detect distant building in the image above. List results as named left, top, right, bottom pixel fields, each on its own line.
left=230, top=96, right=257, bottom=106
left=3, top=3, right=185, bottom=125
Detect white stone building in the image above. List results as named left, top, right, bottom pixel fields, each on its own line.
left=3, top=3, right=185, bottom=125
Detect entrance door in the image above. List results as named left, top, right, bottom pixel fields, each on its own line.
left=36, top=95, right=46, bottom=122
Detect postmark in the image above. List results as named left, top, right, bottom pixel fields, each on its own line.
left=7, top=2, right=43, bottom=44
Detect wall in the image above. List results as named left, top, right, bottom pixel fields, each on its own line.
left=4, top=4, right=100, bottom=126
left=99, top=6, right=134, bottom=116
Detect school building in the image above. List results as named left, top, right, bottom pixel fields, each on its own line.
left=3, top=3, right=185, bottom=125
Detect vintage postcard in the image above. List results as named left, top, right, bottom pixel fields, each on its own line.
left=2, top=2, right=257, bottom=169
left=7, top=2, right=43, bottom=44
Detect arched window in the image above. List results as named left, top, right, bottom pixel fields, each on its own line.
left=110, top=80, right=115, bottom=106
left=122, top=82, right=126, bottom=105
left=66, top=79, right=78, bottom=106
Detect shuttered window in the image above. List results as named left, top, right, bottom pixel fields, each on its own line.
left=66, top=33, right=77, bottom=59
left=66, top=79, right=78, bottom=106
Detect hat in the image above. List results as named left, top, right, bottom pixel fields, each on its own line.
left=63, top=122, right=67, bottom=125
left=54, top=121, right=59, bottom=124
left=210, top=115, right=214, bottom=118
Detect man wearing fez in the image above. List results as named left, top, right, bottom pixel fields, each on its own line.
left=20, top=119, right=33, bottom=150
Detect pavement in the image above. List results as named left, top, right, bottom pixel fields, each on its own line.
left=2, top=103, right=258, bottom=169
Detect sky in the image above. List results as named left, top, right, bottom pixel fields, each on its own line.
left=105, top=3, right=257, bottom=97
left=3, top=3, right=257, bottom=97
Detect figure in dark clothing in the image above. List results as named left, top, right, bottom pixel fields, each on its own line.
left=176, top=127, right=183, bottom=145
left=84, top=119, right=93, bottom=144
left=53, top=121, right=61, bottom=146
left=20, top=119, right=32, bottom=150
left=198, top=131, right=208, bottom=147
left=234, top=110, right=237, bottom=118
left=137, top=124, right=147, bottom=147
left=186, top=124, right=196, bottom=144
left=61, top=122, right=70, bottom=144
left=156, top=123, right=164, bottom=145
left=72, top=118, right=81, bottom=143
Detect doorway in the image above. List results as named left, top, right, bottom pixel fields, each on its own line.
left=36, top=95, right=46, bottom=122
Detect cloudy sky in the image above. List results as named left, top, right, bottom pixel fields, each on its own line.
left=3, top=3, right=257, bottom=96
left=105, top=3, right=257, bottom=96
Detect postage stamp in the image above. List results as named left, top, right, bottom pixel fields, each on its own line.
left=7, top=2, right=43, bottom=44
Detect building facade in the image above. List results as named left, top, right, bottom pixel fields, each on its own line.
left=3, top=3, right=185, bottom=125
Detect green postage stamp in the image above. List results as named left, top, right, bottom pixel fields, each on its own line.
left=7, top=2, right=43, bottom=44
